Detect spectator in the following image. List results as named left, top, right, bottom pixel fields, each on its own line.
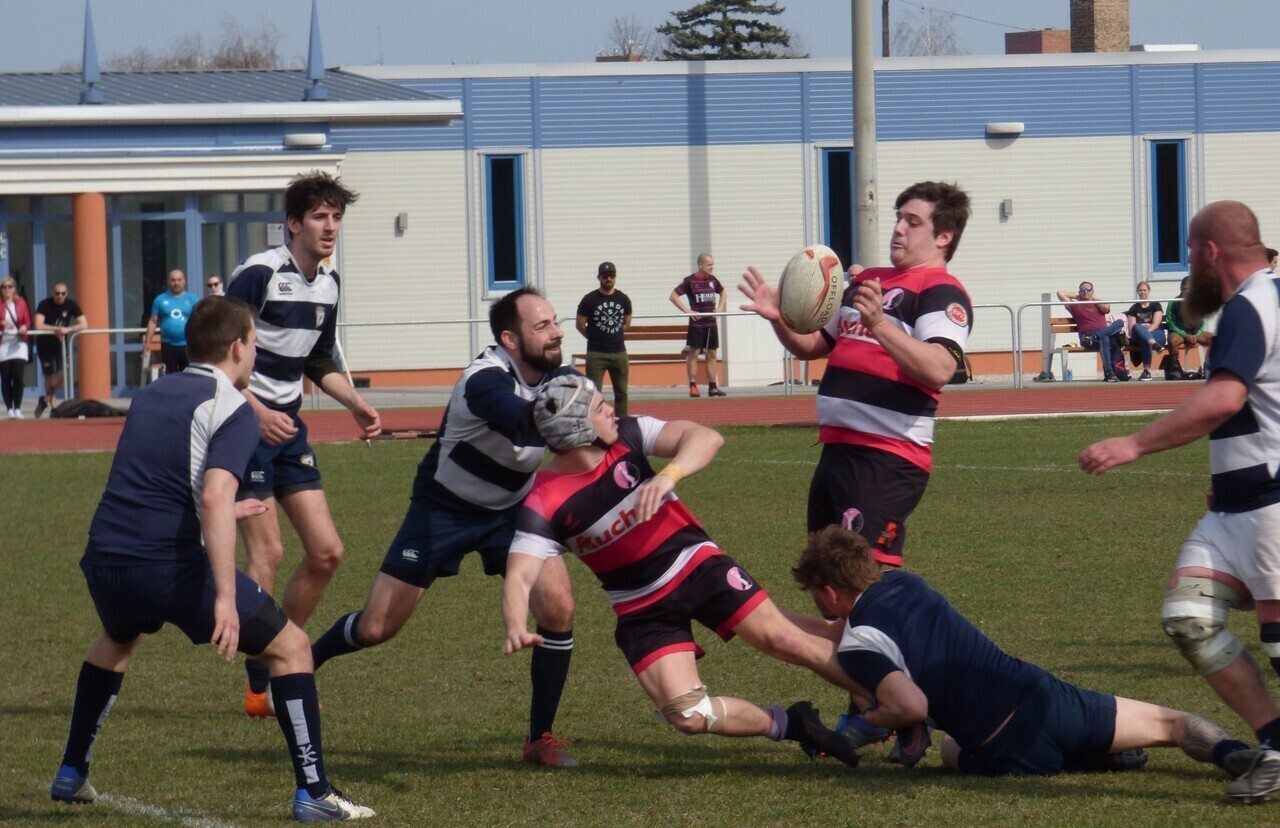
left=1124, top=280, right=1165, bottom=381
left=1267, top=248, right=1277, bottom=273
left=206, top=274, right=225, bottom=296
left=32, top=282, right=87, bottom=418
left=0, top=277, right=31, bottom=419
left=670, top=253, right=727, bottom=398
left=143, top=269, right=197, bottom=376
left=1056, top=282, right=1126, bottom=382
left=1166, top=276, right=1213, bottom=379
left=576, top=261, right=632, bottom=416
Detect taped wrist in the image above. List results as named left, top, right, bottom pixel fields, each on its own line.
left=658, top=463, right=685, bottom=485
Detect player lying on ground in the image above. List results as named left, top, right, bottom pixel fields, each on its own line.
left=791, top=525, right=1279, bottom=799
left=502, top=375, right=859, bottom=765
left=50, top=297, right=373, bottom=822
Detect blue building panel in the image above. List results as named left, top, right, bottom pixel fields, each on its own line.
left=468, top=78, right=535, bottom=147
left=1135, top=64, right=1197, bottom=133
left=538, top=75, right=693, bottom=148
left=806, top=73, right=853, bottom=143
left=701, top=74, right=805, bottom=144
left=1201, top=62, right=1280, bottom=133
left=330, top=123, right=464, bottom=152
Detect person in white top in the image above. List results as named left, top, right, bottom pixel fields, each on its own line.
left=0, top=277, right=31, bottom=419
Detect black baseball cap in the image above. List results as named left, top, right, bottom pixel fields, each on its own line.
left=598, top=261, right=617, bottom=276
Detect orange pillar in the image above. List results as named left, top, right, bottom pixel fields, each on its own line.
left=72, top=193, right=111, bottom=402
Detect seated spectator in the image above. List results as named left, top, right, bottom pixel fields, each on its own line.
left=1056, top=282, right=1126, bottom=382
left=1124, top=280, right=1165, bottom=381
left=1165, top=276, right=1212, bottom=379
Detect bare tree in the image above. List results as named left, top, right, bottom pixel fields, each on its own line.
left=60, top=21, right=289, bottom=71
left=891, top=9, right=965, bottom=57
left=602, top=14, right=658, bottom=61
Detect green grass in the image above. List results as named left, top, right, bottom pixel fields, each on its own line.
left=0, top=417, right=1271, bottom=826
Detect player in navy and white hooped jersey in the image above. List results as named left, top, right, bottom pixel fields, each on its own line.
left=224, top=172, right=381, bottom=718
left=54, top=297, right=375, bottom=821
left=741, top=182, right=973, bottom=568
left=501, top=375, right=864, bottom=766
left=310, top=287, right=583, bottom=767
left=1083, top=201, right=1280, bottom=794
left=794, top=526, right=1268, bottom=790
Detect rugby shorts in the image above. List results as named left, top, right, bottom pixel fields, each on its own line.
left=1176, top=501, right=1280, bottom=601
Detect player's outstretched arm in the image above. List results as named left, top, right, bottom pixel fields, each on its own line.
left=200, top=468, right=241, bottom=662
left=1081, top=372, right=1247, bottom=475
left=635, top=420, right=724, bottom=522
left=502, top=552, right=547, bottom=654
left=738, top=266, right=831, bottom=359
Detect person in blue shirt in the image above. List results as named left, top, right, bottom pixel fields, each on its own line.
left=51, top=296, right=374, bottom=821
left=791, top=525, right=1275, bottom=802
left=143, top=269, right=197, bottom=375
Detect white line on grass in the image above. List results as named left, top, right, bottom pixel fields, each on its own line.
left=96, top=794, right=242, bottom=828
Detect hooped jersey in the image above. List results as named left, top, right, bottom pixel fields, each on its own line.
left=227, top=246, right=341, bottom=411
left=817, top=266, right=972, bottom=472
left=1206, top=270, right=1280, bottom=512
left=511, top=416, right=719, bottom=615
left=674, top=273, right=723, bottom=327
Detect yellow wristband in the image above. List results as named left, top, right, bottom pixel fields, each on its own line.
left=658, top=463, right=685, bottom=485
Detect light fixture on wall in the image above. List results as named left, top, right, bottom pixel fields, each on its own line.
left=396, top=213, right=409, bottom=234
left=1000, top=199, right=1014, bottom=220
left=985, top=122, right=1025, bottom=137
left=283, top=132, right=327, bottom=149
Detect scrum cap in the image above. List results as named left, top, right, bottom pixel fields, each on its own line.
left=534, top=374, right=599, bottom=451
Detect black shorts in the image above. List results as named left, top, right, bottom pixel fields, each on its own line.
left=807, top=443, right=930, bottom=567
left=81, top=557, right=288, bottom=655
left=686, top=323, right=719, bottom=351
left=378, top=496, right=519, bottom=588
left=614, top=551, right=767, bottom=674
left=36, top=341, right=63, bottom=372
left=160, top=343, right=189, bottom=375
left=239, top=413, right=323, bottom=500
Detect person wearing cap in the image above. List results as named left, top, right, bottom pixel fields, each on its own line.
left=1056, top=282, right=1127, bottom=382
left=310, top=286, right=582, bottom=768
left=576, top=261, right=633, bottom=417
left=501, top=374, right=866, bottom=767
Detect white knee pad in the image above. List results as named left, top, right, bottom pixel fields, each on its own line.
left=659, top=685, right=726, bottom=733
left=1161, top=576, right=1244, bottom=675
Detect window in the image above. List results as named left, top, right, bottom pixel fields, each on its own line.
left=484, top=154, right=526, bottom=290
left=1149, top=140, right=1187, bottom=272
left=821, top=148, right=855, bottom=269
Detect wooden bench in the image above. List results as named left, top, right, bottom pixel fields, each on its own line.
left=572, top=323, right=690, bottom=367
left=1050, top=316, right=1193, bottom=380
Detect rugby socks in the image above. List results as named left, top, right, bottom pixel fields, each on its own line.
left=310, top=611, right=365, bottom=671
left=271, top=673, right=329, bottom=799
left=1213, top=738, right=1252, bottom=768
left=245, top=657, right=271, bottom=694
left=1256, top=717, right=1280, bottom=750
left=61, top=662, right=123, bottom=774
left=529, top=626, right=573, bottom=738
left=767, top=705, right=788, bottom=741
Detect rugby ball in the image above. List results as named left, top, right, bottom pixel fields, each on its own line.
left=778, top=245, right=843, bottom=334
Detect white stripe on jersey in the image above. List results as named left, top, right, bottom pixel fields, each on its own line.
left=913, top=307, right=970, bottom=350
left=605, top=541, right=716, bottom=606
left=838, top=624, right=914, bottom=680
left=255, top=318, right=325, bottom=361
left=816, top=394, right=935, bottom=446
left=186, top=364, right=252, bottom=510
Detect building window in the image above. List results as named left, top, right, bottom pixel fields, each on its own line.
left=484, top=154, right=526, bottom=290
left=1150, top=140, right=1187, bottom=272
left=821, top=148, right=854, bottom=269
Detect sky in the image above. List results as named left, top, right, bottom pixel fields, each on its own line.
left=0, top=0, right=1276, bottom=73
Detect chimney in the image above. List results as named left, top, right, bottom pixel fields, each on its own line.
left=1005, top=29, right=1071, bottom=55
left=1071, top=0, right=1130, bottom=53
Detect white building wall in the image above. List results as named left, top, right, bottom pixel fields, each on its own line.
left=1204, top=132, right=1280, bottom=241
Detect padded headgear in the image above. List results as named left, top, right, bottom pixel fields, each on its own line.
left=534, top=374, right=599, bottom=451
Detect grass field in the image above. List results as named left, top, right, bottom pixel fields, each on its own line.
left=1, top=416, right=1273, bottom=826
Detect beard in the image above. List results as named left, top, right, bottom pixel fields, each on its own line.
left=1183, top=252, right=1224, bottom=322
left=518, top=333, right=563, bottom=374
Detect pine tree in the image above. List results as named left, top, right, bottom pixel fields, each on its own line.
left=657, top=1, right=804, bottom=61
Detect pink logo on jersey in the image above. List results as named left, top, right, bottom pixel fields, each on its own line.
left=726, top=566, right=753, bottom=591
left=614, top=461, right=642, bottom=489
left=841, top=507, right=864, bottom=534
left=881, top=287, right=905, bottom=310
left=947, top=303, right=968, bottom=326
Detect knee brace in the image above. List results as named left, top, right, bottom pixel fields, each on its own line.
left=1161, top=577, right=1243, bottom=675
left=1261, top=623, right=1280, bottom=679
left=659, top=685, right=727, bottom=733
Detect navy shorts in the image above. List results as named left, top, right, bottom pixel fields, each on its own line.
left=81, top=557, right=288, bottom=655
left=239, top=412, right=322, bottom=500
left=807, top=443, right=929, bottom=567
left=957, top=673, right=1118, bottom=776
left=686, top=323, right=719, bottom=351
left=379, top=496, right=520, bottom=588
left=615, top=552, right=768, bottom=674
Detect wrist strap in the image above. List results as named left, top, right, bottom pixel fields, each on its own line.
left=658, top=463, right=685, bottom=484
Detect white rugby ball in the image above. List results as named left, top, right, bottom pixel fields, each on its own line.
left=778, top=245, right=843, bottom=334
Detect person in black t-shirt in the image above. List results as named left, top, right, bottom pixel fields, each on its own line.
left=576, top=261, right=633, bottom=416
left=32, top=283, right=87, bottom=418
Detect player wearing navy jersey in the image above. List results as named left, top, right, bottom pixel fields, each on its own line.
left=311, top=287, right=582, bottom=767
left=670, top=253, right=727, bottom=397
left=793, top=526, right=1271, bottom=793
left=225, top=172, right=381, bottom=718
left=1083, top=201, right=1280, bottom=801
left=502, top=374, right=862, bottom=766
left=51, top=297, right=374, bottom=821
left=741, top=182, right=973, bottom=569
